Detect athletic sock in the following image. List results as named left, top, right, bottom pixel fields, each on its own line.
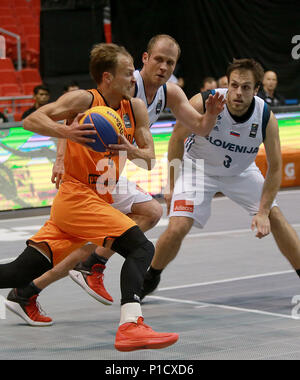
left=119, top=302, right=142, bottom=325
left=82, top=252, right=108, bottom=269
left=16, top=281, right=42, bottom=299
left=148, top=266, right=163, bottom=277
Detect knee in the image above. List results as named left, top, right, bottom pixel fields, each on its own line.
left=167, top=218, right=192, bottom=242
left=111, top=225, right=154, bottom=261
left=269, top=206, right=285, bottom=229
left=148, top=201, right=163, bottom=227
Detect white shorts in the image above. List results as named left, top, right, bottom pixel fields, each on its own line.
left=169, top=161, right=278, bottom=228
left=111, top=176, right=152, bottom=215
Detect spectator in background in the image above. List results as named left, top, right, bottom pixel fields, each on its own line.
left=217, top=75, right=228, bottom=88
left=257, top=70, right=285, bottom=106
left=168, top=74, right=185, bottom=89
left=21, top=85, right=50, bottom=119
left=0, top=111, right=8, bottom=123
left=63, top=80, right=80, bottom=93
left=200, top=76, right=217, bottom=91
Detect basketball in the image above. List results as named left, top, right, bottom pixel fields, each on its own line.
left=80, top=106, right=125, bottom=152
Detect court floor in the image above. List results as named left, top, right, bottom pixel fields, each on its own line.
left=0, top=189, right=300, bottom=360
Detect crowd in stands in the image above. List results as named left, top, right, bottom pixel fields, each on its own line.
left=0, top=66, right=292, bottom=124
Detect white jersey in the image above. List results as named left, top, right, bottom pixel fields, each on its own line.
left=134, top=70, right=167, bottom=126
left=184, top=88, right=271, bottom=176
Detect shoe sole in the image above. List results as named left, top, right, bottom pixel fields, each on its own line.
left=5, top=300, right=53, bottom=327
left=115, top=335, right=179, bottom=352
left=69, top=270, right=113, bottom=306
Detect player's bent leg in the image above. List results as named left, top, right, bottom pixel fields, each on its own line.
left=35, top=244, right=96, bottom=290
left=128, top=198, right=163, bottom=231
left=152, top=216, right=194, bottom=269
left=0, top=245, right=52, bottom=288
left=111, top=225, right=178, bottom=351
left=0, top=245, right=53, bottom=326
left=70, top=199, right=163, bottom=305
left=269, top=206, right=300, bottom=269
left=141, top=216, right=194, bottom=299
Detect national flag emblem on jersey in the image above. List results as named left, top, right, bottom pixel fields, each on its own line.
left=230, top=131, right=240, bottom=137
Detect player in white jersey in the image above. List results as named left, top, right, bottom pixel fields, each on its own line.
left=141, top=58, right=300, bottom=298
left=7, top=35, right=225, bottom=326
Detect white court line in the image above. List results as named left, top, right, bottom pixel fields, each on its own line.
left=213, top=188, right=300, bottom=201
left=157, top=269, right=295, bottom=291
left=0, top=214, right=49, bottom=224
left=148, top=295, right=300, bottom=320
left=151, top=223, right=300, bottom=241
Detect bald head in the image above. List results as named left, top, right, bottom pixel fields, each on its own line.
left=147, top=34, right=181, bottom=61
left=263, top=71, right=278, bottom=93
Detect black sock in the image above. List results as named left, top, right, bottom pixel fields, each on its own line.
left=83, top=252, right=108, bottom=269
left=296, top=269, right=300, bottom=278
left=148, top=266, right=163, bottom=277
left=17, top=281, right=41, bottom=299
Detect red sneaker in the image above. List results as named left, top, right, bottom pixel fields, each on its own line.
left=5, top=289, right=53, bottom=326
left=115, top=317, right=179, bottom=352
left=69, top=263, right=113, bottom=305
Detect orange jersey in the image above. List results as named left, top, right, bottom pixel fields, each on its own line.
left=63, top=89, right=136, bottom=203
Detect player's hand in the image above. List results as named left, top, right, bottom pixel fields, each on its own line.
left=205, top=92, right=226, bottom=116
left=65, top=113, right=96, bottom=145
left=251, top=213, right=271, bottom=239
left=51, top=159, right=64, bottom=189
left=107, top=134, right=136, bottom=155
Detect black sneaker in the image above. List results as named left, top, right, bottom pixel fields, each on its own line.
left=141, top=271, right=161, bottom=300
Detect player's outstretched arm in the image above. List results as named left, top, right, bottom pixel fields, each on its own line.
left=166, top=83, right=225, bottom=136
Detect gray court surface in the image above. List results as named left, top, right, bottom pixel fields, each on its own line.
left=0, top=189, right=300, bottom=360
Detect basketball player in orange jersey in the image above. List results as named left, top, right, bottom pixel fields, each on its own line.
left=0, top=43, right=178, bottom=351
left=45, top=35, right=226, bottom=305
left=0, top=42, right=224, bottom=351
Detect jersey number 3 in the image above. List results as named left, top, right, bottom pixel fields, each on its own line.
left=223, top=155, right=232, bottom=168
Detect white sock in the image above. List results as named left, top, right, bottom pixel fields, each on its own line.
left=119, top=302, right=143, bottom=326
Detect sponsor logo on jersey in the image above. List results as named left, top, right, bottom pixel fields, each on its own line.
left=230, top=131, right=240, bottom=137
left=123, top=114, right=132, bottom=129
left=214, top=125, right=219, bottom=131
left=249, top=123, right=258, bottom=138
left=156, top=99, right=162, bottom=114
left=174, top=200, right=194, bottom=213
left=205, top=136, right=259, bottom=154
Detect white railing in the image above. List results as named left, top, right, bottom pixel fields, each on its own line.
left=0, top=27, right=22, bottom=71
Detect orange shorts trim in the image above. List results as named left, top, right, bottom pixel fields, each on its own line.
left=30, top=181, right=136, bottom=266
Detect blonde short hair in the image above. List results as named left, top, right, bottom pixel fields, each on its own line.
left=89, top=43, right=133, bottom=84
